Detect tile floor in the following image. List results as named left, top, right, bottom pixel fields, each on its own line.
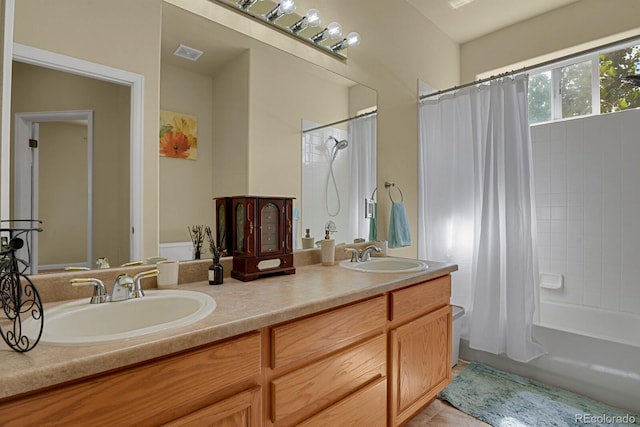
left=405, top=360, right=489, bottom=427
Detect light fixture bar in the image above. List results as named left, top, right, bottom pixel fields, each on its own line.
left=213, top=0, right=360, bottom=59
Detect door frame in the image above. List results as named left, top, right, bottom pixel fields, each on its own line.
left=14, top=110, right=93, bottom=272
left=3, top=42, right=144, bottom=262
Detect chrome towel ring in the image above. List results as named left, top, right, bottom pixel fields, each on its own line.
left=385, top=181, right=404, bottom=203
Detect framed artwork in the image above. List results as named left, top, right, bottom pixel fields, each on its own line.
left=159, top=110, right=198, bottom=160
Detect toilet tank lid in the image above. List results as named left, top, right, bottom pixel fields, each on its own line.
left=452, top=305, right=465, bottom=320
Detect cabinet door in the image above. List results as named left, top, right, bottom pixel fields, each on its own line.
left=164, top=386, right=261, bottom=427
left=232, top=198, right=256, bottom=257
left=389, top=305, right=451, bottom=426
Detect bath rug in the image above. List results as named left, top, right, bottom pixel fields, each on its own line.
left=437, top=362, right=640, bottom=427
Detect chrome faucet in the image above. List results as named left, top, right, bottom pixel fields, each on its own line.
left=359, top=245, right=382, bottom=261
left=344, top=245, right=382, bottom=263
left=70, top=268, right=159, bottom=304
left=110, top=273, right=135, bottom=302
left=111, top=269, right=159, bottom=301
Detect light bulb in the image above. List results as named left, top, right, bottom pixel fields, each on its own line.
left=326, top=22, right=342, bottom=39
left=265, top=0, right=296, bottom=21
left=306, top=8, right=321, bottom=27
left=280, top=0, right=296, bottom=14
left=238, top=0, right=257, bottom=10
left=345, top=31, right=360, bottom=47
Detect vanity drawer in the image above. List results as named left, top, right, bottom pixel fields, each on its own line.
left=0, top=332, right=262, bottom=426
left=270, top=334, right=386, bottom=425
left=389, top=275, right=451, bottom=323
left=271, top=296, right=386, bottom=369
left=297, top=376, right=387, bottom=427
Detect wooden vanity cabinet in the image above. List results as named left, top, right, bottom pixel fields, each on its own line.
left=0, top=332, right=262, bottom=427
left=0, top=273, right=453, bottom=427
left=388, top=275, right=452, bottom=426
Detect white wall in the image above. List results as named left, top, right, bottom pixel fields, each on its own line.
left=461, top=0, right=640, bottom=82
left=532, top=109, right=640, bottom=316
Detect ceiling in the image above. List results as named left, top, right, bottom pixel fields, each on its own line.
left=404, top=0, right=581, bottom=44
left=162, top=0, right=583, bottom=73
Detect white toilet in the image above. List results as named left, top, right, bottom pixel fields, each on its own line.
left=452, top=305, right=465, bottom=367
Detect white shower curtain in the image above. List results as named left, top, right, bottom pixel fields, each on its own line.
left=348, top=114, right=377, bottom=242
left=418, top=75, right=544, bottom=362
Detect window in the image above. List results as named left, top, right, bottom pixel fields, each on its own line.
left=600, top=45, right=640, bottom=113
left=561, top=60, right=592, bottom=118
left=528, top=41, right=640, bottom=124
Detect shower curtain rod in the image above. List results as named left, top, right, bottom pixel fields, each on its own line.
left=302, top=109, right=377, bottom=134
left=420, top=32, right=640, bottom=101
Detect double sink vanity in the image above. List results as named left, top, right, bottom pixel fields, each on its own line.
left=0, top=249, right=457, bottom=426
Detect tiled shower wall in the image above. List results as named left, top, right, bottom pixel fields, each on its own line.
left=532, top=108, right=640, bottom=315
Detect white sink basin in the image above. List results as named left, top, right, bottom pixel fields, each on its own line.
left=339, top=257, right=428, bottom=273
left=26, top=290, right=216, bottom=345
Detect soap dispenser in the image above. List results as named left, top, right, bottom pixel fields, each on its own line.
left=321, top=221, right=337, bottom=266
left=302, top=228, right=315, bottom=249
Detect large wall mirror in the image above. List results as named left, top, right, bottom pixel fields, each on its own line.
left=2, top=1, right=377, bottom=273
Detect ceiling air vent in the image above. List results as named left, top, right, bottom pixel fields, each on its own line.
left=173, top=44, right=203, bottom=62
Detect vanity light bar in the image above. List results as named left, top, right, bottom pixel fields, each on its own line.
left=213, top=0, right=360, bottom=59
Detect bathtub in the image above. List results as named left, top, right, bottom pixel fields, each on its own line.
left=536, top=300, right=640, bottom=348
left=460, top=301, right=640, bottom=413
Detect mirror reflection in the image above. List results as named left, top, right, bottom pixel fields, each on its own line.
left=6, top=2, right=377, bottom=272
left=10, top=63, right=131, bottom=272
left=301, top=110, right=377, bottom=247
left=158, top=3, right=377, bottom=260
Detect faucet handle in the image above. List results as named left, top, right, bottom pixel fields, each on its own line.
left=70, top=278, right=108, bottom=304
left=134, top=269, right=159, bottom=283
left=131, top=269, right=159, bottom=298
left=344, top=247, right=359, bottom=263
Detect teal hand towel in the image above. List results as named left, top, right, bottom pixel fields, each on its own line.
left=369, top=202, right=377, bottom=241
left=389, top=201, right=412, bottom=248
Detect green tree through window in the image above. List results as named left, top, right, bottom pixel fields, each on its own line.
left=600, top=45, right=640, bottom=113
left=528, top=72, right=551, bottom=124
left=528, top=41, right=640, bottom=123
left=561, top=61, right=592, bottom=118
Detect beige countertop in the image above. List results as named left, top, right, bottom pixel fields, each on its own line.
left=0, top=258, right=457, bottom=400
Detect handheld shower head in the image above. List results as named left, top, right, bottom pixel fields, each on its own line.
left=328, top=136, right=348, bottom=161
left=335, top=139, right=348, bottom=150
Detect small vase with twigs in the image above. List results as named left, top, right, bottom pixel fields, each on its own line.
left=205, top=226, right=223, bottom=285
left=188, top=225, right=204, bottom=260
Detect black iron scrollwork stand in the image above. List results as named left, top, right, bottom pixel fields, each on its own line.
left=0, top=220, right=44, bottom=352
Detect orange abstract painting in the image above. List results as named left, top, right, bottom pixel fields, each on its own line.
left=159, top=110, right=198, bottom=159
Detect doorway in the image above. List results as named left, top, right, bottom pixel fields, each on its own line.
left=14, top=110, right=93, bottom=272
left=1, top=43, right=145, bottom=265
